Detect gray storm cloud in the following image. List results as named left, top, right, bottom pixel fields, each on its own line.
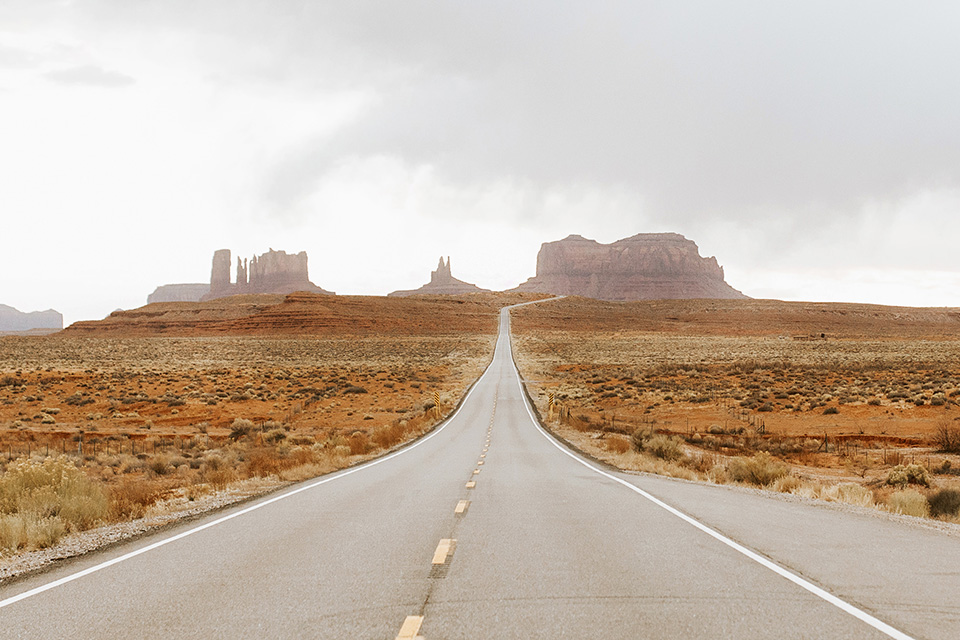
left=208, top=1, right=960, bottom=236
left=5, top=0, right=960, bottom=323
left=61, top=0, right=960, bottom=226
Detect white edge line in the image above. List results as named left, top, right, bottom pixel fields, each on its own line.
left=0, top=342, right=500, bottom=610
left=505, top=309, right=915, bottom=640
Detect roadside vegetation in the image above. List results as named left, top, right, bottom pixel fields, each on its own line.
left=0, top=334, right=493, bottom=556
left=514, top=330, right=960, bottom=525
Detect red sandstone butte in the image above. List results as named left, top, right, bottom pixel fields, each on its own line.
left=389, top=257, right=490, bottom=297
left=512, top=233, right=747, bottom=300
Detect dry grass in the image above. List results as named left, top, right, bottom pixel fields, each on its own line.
left=726, top=453, right=790, bottom=487
left=513, top=318, right=960, bottom=526
left=888, top=489, right=930, bottom=518
left=0, top=457, right=108, bottom=552
left=0, top=331, right=495, bottom=556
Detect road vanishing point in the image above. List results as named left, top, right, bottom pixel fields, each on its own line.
left=2, top=303, right=960, bottom=639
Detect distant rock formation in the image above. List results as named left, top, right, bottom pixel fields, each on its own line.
left=147, top=284, right=210, bottom=304
left=201, top=248, right=333, bottom=301
left=0, top=304, right=63, bottom=332
left=512, top=233, right=747, bottom=300
left=389, top=257, right=491, bottom=297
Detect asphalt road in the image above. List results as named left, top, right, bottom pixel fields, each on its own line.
left=1, top=304, right=959, bottom=638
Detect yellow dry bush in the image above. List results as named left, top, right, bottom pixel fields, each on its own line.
left=0, top=457, right=107, bottom=552
left=888, top=489, right=930, bottom=518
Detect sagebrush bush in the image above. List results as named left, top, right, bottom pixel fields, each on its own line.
left=630, top=428, right=652, bottom=452
left=109, top=478, right=161, bottom=519
left=605, top=437, right=630, bottom=454
left=934, top=422, right=960, bottom=453
left=885, top=464, right=930, bottom=487
left=644, top=434, right=683, bottom=461
left=928, top=489, right=960, bottom=518
left=727, top=453, right=789, bottom=486
left=230, top=418, right=254, bottom=441
left=832, top=483, right=875, bottom=507
left=888, top=489, right=930, bottom=518
left=0, top=457, right=108, bottom=551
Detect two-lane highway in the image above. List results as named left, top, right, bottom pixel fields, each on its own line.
left=1, top=303, right=958, bottom=638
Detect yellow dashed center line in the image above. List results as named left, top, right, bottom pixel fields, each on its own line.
left=395, top=615, right=424, bottom=639
left=455, top=500, right=470, bottom=514
left=477, top=460, right=484, bottom=465
left=432, top=539, right=456, bottom=565
left=473, top=469, right=480, bottom=475
left=466, top=481, right=476, bottom=489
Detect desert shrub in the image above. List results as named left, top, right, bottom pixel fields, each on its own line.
left=867, top=398, right=882, bottom=406
left=343, top=386, right=368, bottom=394
left=264, top=429, right=287, bottom=444
left=727, top=453, right=789, bottom=486
left=928, top=489, right=960, bottom=518
left=644, top=434, right=683, bottom=461
left=109, top=478, right=161, bottom=519
left=770, top=475, right=802, bottom=493
left=348, top=432, right=370, bottom=455
left=707, top=464, right=728, bottom=484
left=245, top=450, right=281, bottom=478
left=203, top=466, right=236, bottom=490
left=934, top=422, right=960, bottom=453
left=823, top=406, right=839, bottom=415
left=230, top=418, right=254, bottom=440
left=887, top=489, right=929, bottom=518
left=833, top=483, right=875, bottom=507
left=0, top=457, right=108, bottom=551
left=630, top=428, right=651, bottom=452
left=931, top=395, right=947, bottom=406
left=372, top=423, right=406, bottom=449
left=885, top=464, right=930, bottom=487
left=147, top=458, right=170, bottom=476
left=603, top=437, right=629, bottom=454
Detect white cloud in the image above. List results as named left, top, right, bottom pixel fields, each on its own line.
left=3, top=1, right=960, bottom=325
left=44, top=64, right=134, bottom=86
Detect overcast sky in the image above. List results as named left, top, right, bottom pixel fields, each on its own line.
left=3, top=1, right=960, bottom=325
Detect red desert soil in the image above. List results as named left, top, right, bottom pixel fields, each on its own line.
left=510, top=296, right=960, bottom=488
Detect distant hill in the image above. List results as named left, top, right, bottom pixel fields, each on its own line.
left=0, top=304, right=62, bottom=333
left=62, top=292, right=546, bottom=337
left=510, top=297, right=960, bottom=340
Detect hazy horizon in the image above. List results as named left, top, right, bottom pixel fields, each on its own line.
left=3, top=2, right=960, bottom=325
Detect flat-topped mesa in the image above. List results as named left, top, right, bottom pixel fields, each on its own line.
left=201, top=248, right=333, bottom=301
left=512, top=233, right=748, bottom=300
left=389, top=256, right=491, bottom=297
